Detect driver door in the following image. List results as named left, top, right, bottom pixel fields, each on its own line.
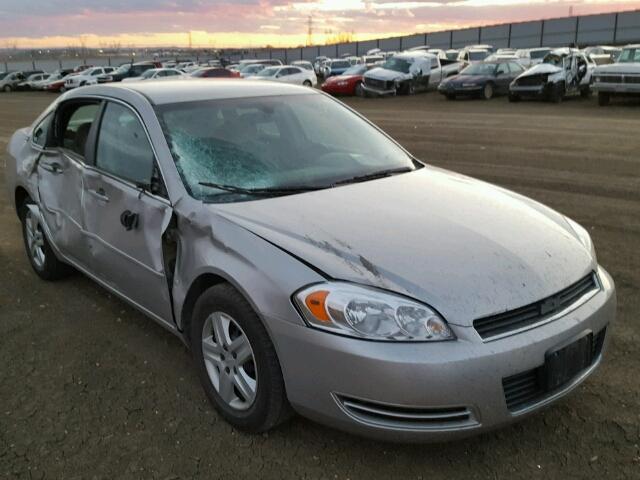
left=82, top=100, right=175, bottom=325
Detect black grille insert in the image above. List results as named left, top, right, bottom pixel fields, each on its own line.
left=364, top=77, right=390, bottom=90
left=474, top=273, right=598, bottom=340
left=336, top=395, right=477, bottom=430
left=502, top=327, right=606, bottom=412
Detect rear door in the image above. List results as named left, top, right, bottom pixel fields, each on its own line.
left=81, top=100, right=174, bottom=324
left=37, top=100, right=102, bottom=269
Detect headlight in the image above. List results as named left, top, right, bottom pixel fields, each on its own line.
left=294, top=282, right=455, bottom=342
left=565, top=216, right=597, bottom=261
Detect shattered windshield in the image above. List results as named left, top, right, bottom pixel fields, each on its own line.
left=156, top=94, right=416, bottom=202
left=382, top=58, right=411, bottom=73
left=543, top=54, right=564, bottom=66
left=618, top=48, right=640, bottom=63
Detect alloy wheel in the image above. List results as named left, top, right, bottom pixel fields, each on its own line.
left=24, top=209, right=46, bottom=269
left=201, top=311, right=257, bottom=411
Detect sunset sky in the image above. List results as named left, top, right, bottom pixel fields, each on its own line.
left=1, top=0, right=639, bottom=48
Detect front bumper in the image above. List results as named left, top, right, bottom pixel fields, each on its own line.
left=361, top=83, right=396, bottom=96
left=592, top=82, right=640, bottom=94
left=509, top=84, right=548, bottom=98
left=438, top=83, right=484, bottom=95
left=271, top=266, right=615, bottom=442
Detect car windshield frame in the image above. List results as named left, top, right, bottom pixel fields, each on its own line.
left=461, top=62, right=498, bottom=76
left=256, top=67, right=279, bottom=77
left=341, top=65, right=367, bottom=76
left=154, top=93, right=419, bottom=203
left=381, top=57, right=412, bottom=74
left=618, top=47, right=640, bottom=63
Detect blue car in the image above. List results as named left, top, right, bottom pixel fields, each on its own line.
left=322, top=59, right=353, bottom=78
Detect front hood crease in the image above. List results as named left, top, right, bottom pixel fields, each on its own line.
left=213, top=168, right=594, bottom=327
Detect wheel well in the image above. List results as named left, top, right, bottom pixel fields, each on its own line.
left=181, top=273, right=228, bottom=341
left=14, top=187, right=30, bottom=217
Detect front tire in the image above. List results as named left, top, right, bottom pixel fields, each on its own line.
left=482, top=83, right=494, bottom=100
left=549, top=83, right=564, bottom=103
left=355, top=82, right=365, bottom=97
left=59, top=86, right=66, bottom=93
left=303, top=80, right=312, bottom=87
left=20, top=201, right=73, bottom=281
left=190, top=284, right=291, bottom=433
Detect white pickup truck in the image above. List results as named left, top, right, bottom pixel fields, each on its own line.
left=362, top=51, right=463, bottom=96
left=592, top=44, right=640, bottom=106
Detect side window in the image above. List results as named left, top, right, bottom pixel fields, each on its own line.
left=32, top=113, right=53, bottom=148
left=59, top=103, right=101, bottom=158
left=496, top=63, right=509, bottom=75
left=508, top=62, right=523, bottom=73
left=431, top=58, right=439, bottom=69
left=95, top=102, right=155, bottom=185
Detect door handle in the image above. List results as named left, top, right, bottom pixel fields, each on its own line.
left=120, top=210, right=139, bottom=231
left=41, top=162, right=64, bottom=174
left=88, top=188, right=110, bottom=203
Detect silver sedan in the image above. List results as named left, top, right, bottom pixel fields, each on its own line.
left=4, top=79, right=615, bottom=441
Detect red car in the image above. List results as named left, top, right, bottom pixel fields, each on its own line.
left=321, top=64, right=368, bottom=96
left=191, top=67, right=240, bottom=78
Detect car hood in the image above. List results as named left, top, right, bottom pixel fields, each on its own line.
left=446, top=74, right=492, bottom=84
left=365, top=68, right=410, bottom=81
left=325, top=74, right=360, bottom=83
left=518, top=63, right=562, bottom=78
left=214, top=167, right=594, bottom=327
left=594, top=62, right=640, bottom=74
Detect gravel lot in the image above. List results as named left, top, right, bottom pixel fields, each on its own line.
left=1, top=91, right=639, bottom=479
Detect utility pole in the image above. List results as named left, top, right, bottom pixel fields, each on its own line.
left=306, top=16, right=313, bottom=46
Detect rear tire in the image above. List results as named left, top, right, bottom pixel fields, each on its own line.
left=190, top=283, right=291, bottom=433
left=19, top=200, right=73, bottom=281
left=3, top=85, right=12, bottom=92
left=59, top=86, right=66, bottom=93
left=355, top=82, right=365, bottom=97
left=598, top=92, right=610, bottom=106
left=303, top=80, right=312, bottom=87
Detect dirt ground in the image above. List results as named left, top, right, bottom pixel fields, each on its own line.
left=1, top=91, right=639, bottom=480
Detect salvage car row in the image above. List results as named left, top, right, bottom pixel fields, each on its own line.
left=2, top=44, right=638, bottom=104
left=319, top=44, right=640, bottom=105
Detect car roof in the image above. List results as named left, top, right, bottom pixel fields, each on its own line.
left=66, top=78, right=316, bottom=105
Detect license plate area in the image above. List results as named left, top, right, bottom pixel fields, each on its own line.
left=544, top=333, right=593, bottom=391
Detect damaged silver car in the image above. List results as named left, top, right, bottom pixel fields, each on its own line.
left=5, top=80, right=615, bottom=442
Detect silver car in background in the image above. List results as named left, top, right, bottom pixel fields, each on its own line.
left=5, top=80, right=615, bottom=442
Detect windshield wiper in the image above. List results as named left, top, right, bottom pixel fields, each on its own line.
left=198, top=181, right=321, bottom=196
left=333, top=166, right=415, bottom=186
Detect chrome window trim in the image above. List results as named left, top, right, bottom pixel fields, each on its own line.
left=56, top=94, right=172, bottom=207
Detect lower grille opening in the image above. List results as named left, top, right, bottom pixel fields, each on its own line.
left=335, top=394, right=477, bottom=431
left=503, top=326, right=607, bottom=412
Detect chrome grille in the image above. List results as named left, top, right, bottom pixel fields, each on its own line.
left=516, top=75, right=547, bottom=87
left=474, top=273, right=598, bottom=340
left=364, top=77, right=390, bottom=90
